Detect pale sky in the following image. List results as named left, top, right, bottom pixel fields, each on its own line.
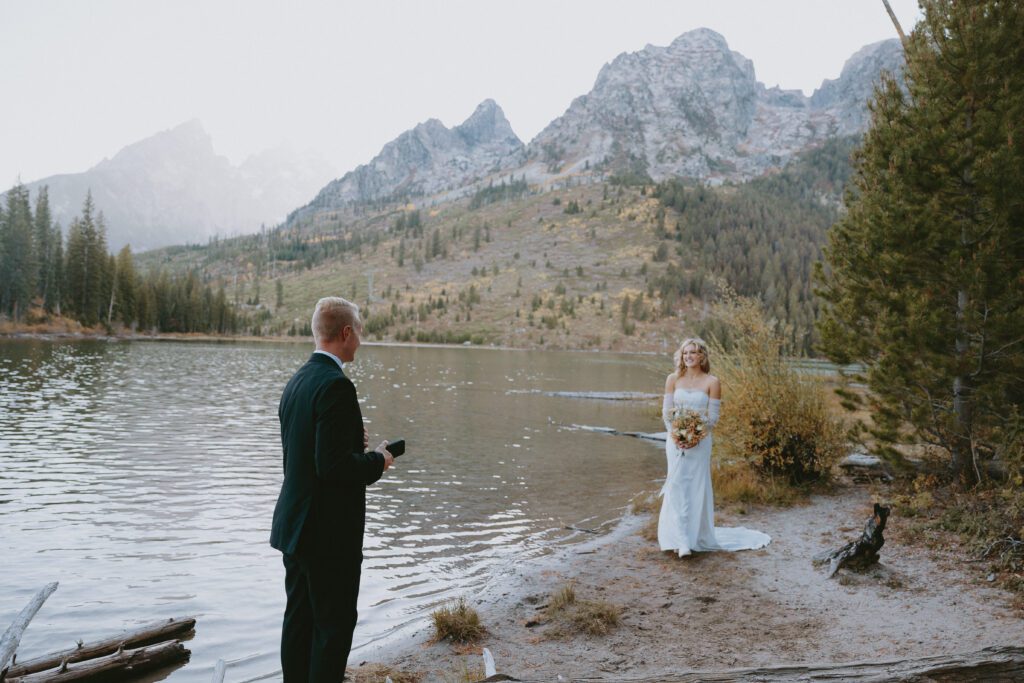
left=0, top=0, right=922, bottom=188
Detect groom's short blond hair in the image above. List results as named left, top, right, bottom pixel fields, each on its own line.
left=312, top=297, right=360, bottom=345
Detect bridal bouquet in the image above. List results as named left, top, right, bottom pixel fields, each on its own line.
left=670, top=408, right=708, bottom=452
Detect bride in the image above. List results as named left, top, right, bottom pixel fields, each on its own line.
left=658, top=337, right=770, bottom=556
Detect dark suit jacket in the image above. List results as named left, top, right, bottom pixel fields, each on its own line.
left=270, top=353, right=385, bottom=559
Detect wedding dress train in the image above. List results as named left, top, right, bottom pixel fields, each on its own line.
left=658, top=388, right=771, bottom=556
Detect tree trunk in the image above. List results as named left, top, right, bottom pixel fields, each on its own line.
left=106, top=282, right=115, bottom=327
left=881, top=0, right=908, bottom=45
left=4, top=617, right=195, bottom=679
left=816, top=504, right=889, bottom=578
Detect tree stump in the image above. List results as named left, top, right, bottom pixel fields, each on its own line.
left=817, top=503, right=890, bottom=578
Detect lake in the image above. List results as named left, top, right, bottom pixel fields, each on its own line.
left=0, top=339, right=667, bottom=681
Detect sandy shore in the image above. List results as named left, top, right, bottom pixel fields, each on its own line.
left=357, top=483, right=1024, bottom=682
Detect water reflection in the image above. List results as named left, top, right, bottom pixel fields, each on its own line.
left=0, top=339, right=665, bottom=681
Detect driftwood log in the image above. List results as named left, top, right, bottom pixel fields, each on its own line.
left=839, top=453, right=893, bottom=482
left=0, top=583, right=59, bottom=676
left=471, top=644, right=1024, bottom=681
left=816, top=503, right=889, bottom=578
left=5, top=640, right=189, bottom=683
left=4, top=616, right=195, bottom=679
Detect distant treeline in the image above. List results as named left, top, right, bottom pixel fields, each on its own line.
left=469, top=177, right=529, bottom=209
left=0, top=185, right=253, bottom=333
left=652, top=137, right=858, bottom=355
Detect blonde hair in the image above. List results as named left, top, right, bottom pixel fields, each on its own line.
left=674, top=337, right=710, bottom=374
left=312, top=297, right=360, bottom=345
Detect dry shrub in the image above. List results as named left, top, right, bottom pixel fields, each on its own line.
left=544, top=583, right=621, bottom=637
left=710, top=459, right=800, bottom=506
left=709, top=293, right=846, bottom=489
left=347, top=663, right=421, bottom=683
left=431, top=598, right=485, bottom=643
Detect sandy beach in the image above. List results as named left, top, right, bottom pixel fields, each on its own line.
left=357, top=483, right=1024, bottom=682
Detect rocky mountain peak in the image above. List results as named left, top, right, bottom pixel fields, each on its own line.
left=15, top=120, right=334, bottom=251
left=810, top=38, right=905, bottom=134
left=296, top=31, right=908, bottom=220
left=97, top=119, right=217, bottom=172
left=524, top=30, right=903, bottom=183
left=456, top=99, right=518, bottom=146
left=292, top=101, right=525, bottom=217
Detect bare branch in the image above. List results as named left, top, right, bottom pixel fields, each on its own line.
left=882, top=0, right=909, bottom=45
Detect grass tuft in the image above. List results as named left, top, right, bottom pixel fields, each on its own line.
left=544, top=583, right=621, bottom=638
left=431, top=598, right=486, bottom=643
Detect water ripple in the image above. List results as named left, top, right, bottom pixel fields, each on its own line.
left=0, top=339, right=663, bottom=682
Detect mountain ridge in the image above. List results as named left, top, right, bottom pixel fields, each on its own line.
left=291, top=28, right=903, bottom=221
left=12, top=120, right=335, bottom=252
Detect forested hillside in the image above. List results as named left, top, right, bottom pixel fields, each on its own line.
left=5, top=138, right=858, bottom=354
left=653, top=136, right=857, bottom=353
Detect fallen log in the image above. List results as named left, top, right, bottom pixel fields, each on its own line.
left=0, top=582, right=59, bottom=676
left=838, top=453, right=893, bottom=482
left=5, top=640, right=189, bottom=683
left=4, top=616, right=195, bottom=679
left=570, top=424, right=666, bottom=442
left=815, top=503, right=889, bottom=578
left=472, top=644, right=1024, bottom=681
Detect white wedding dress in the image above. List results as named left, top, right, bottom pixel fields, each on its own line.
left=658, top=387, right=771, bottom=556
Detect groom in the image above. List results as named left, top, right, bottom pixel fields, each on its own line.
left=270, top=296, right=395, bottom=683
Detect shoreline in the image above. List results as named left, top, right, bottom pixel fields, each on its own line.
left=0, top=328, right=667, bottom=357
left=360, top=483, right=1024, bottom=682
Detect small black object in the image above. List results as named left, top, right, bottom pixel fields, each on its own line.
left=385, top=439, right=405, bottom=457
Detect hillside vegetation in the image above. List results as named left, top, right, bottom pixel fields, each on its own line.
left=132, top=139, right=856, bottom=354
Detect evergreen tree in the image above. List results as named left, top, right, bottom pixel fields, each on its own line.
left=114, top=246, right=138, bottom=327
left=0, top=183, right=37, bottom=320
left=50, top=223, right=64, bottom=316
left=33, top=186, right=56, bottom=311
left=63, top=217, right=85, bottom=319
left=0, top=201, right=5, bottom=309
left=95, top=212, right=112, bottom=326
left=817, top=0, right=1024, bottom=482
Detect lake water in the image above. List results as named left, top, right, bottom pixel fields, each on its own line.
left=0, top=339, right=667, bottom=681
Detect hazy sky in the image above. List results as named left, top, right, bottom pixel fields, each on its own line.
left=1, top=0, right=922, bottom=187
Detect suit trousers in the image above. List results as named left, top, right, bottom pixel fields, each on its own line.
left=281, top=552, right=361, bottom=683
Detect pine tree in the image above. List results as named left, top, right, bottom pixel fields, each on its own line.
left=51, top=223, right=64, bottom=316
left=114, top=245, right=138, bottom=327
left=33, top=186, right=56, bottom=311
left=0, top=183, right=37, bottom=320
left=63, top=217, right=85, bottom=319
left=63, top=192, right=108, bottom=325
left=94, top=211, right=112, bottom=326
left=817, top=0, right=1024, bottom=482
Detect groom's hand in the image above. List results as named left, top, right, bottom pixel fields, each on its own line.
left=374, top=440, right=395, bottom=471
left=363, top=426, right=369, bottom=450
